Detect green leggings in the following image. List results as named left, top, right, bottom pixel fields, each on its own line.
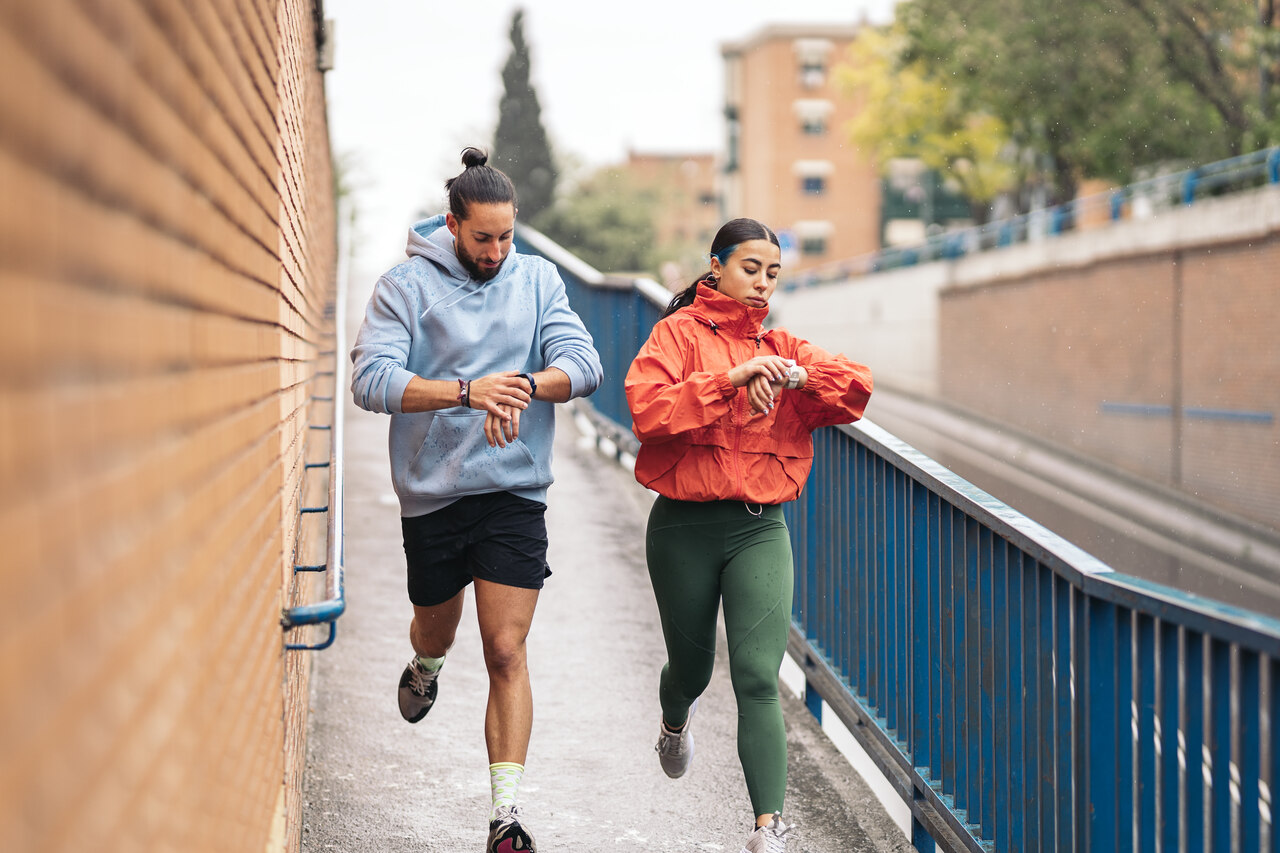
left=645, top=496, right=794, bottom=816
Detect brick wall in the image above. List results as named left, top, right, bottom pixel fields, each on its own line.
left=0, top=0, right=336, bottom=850
left=939, top=203, right=1280, bottom=529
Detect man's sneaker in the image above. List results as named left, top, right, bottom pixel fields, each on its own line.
left=740, top=813, right=796, bottom=853
left=655, top=697, right=698, bottom=778
left=397, top=658, right=439, bottom=723
left=486, top=804, right=537, bottom=852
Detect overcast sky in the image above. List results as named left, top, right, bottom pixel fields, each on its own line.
left=324, top=0, right=902, bottom=276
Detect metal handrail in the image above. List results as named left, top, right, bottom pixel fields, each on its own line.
left=281, top=229, right=348, bottom=651
left=783, top=144, right=1280, bottom=289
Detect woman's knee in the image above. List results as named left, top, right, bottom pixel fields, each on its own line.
left=664, top=657, right=714, bottom=701
left=729, top=651, right=784, bottom=701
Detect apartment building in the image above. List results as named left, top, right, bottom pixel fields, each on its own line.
left=623, top=150, right=721, bottom=287
left=721, top=24, right=881, bottom=272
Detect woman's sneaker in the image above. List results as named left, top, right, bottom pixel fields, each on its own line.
left=486, top=804, right=537, bottom=852
left=740, top=813, right=796, bottom=853
left=397, top=658, right=440, bottom=723
left=655, top=698, right=698, bottom=778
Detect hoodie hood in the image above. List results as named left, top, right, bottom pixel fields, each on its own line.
left=406, top=214, right=469, bottom=281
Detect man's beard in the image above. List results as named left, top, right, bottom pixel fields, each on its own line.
left=457, top=243, right=505, bottom=282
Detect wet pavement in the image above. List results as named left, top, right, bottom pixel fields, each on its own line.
left=300, top=386, right=913, bottom=852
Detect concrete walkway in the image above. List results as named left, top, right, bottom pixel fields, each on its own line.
left=301, top=392, right=912, bottom=852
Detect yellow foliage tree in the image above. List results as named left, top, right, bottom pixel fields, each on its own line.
left=837, top=26, right=1018, bottom=221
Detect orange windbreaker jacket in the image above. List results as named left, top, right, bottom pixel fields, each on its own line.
left=625, top=285, right=873, bottom=504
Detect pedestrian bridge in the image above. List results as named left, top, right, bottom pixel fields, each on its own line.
left=302, top=228, right=1280, bottom=853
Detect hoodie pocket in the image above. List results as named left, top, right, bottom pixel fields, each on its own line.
left=406, top=410, right=540, bottom=496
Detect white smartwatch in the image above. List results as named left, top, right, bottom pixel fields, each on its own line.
left=782, top=360, right=804, bottom=390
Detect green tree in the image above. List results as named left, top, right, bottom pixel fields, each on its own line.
left=1114, top=0, right=1280, bottom=151
left=534, top=168, right=658, bottom=274
left=890, top=0, right=1272, bottom=202
left=492, top=9, right=557, bottom=222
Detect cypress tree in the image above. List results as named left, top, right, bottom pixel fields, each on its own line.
left=492, top=9, right=557, bottom=222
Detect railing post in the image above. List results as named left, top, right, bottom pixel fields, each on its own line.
left=1182, top=168, right=1199, bottom=205
left=1110, top=191, right=1125, bottom=221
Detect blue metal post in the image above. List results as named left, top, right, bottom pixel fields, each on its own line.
left=1159, top=623, right=1181, bottom=852
left=1209, top=639, right=1231, bottom=852
left=1056, top=579, right=1074, bottom=852
left=1184, top=632, right=1205, bottom=849
left=1136, top=614, right=1157, bottom=853
left=1084, top=598, right=1120, bottom=851
left=1182, top=169, right=1199, bottom=205
left=1239, top=650, right=1261, bottom=852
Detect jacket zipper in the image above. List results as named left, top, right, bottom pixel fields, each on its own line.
left=731, top=331, right=748, bottom=498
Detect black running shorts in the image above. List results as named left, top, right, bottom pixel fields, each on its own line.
left=401, top=491, right=551, bottom=607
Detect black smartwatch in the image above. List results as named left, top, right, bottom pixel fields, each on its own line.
left=520, top=372, right=538, bottom=399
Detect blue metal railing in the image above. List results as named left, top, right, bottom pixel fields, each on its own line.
left=281, top=228, right=348, bottom=651
left=789, top=419, right=1280, bottom=852
left=784, top=145, right=1280, bottom=289
left=516, top=223, right=1280, bottom=852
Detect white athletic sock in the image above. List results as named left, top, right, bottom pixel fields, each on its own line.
left=415, top=653, right=445, bottom=673
left=488, top=762, right=525, bottom=822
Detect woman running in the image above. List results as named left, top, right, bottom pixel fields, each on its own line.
left=624, top=218, right=873, bottom=852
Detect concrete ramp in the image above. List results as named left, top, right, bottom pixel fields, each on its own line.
left=301, top=402, right=910, bottom=852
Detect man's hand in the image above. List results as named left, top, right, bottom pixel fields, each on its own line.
left=467, top=371, right=532, bottom=421
left=485, top=404, right=521, bottom=447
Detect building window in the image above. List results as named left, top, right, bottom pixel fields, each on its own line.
left=723, top=104, right=740, bottom=173
left=794, top=220, right=834, bottom=256
left=793, top=39, right=834, bottom=90
left=793, top=99, right=833, bottom=136
left=801, top=236, right=827, bottom=255
left=794, top=160, right=833, bottom=195
left=799, top=61, right=825, bottom=89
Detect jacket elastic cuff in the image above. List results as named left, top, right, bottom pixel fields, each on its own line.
left=715, top=373, right=736, bottom=397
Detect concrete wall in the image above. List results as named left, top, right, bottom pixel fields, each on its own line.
left=942, top=186, right=1280, bottom=529
left=0, top=2, right=336, bottom=851
left=773, top=186, right=1280, bottom=530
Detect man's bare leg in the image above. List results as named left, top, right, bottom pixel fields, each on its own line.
left=410, top=589, right=466, bottom=658
left=473, top=578, right=540, bottom=764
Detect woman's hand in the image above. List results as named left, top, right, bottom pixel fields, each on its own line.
left=729, top=356, right=795, bottom=416
left=727, top=355, right=791, bottom=389
left=745, top=374, right=776, bottom=415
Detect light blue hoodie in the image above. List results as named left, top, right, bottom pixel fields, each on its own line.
left=350, top=215, right=603, bottom=516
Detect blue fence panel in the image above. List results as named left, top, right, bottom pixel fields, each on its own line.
left=516, top=224, right=1280, bottom=853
